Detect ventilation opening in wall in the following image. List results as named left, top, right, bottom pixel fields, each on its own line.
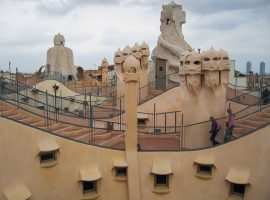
left=230, top=183, right=246, bottom=197
left=137, top=118, right=147, bottom=125
left=115, top=167, right=127, bottom=177
left=155, top=175, right=169, bottom=187
left=82, top=181, right=97, bottom=193
left=40, top=151, right=56, bottom=163
left=197, top=164, right=212, bottom=175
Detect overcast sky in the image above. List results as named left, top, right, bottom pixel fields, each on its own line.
left=0, top=0, right=269, bottom=73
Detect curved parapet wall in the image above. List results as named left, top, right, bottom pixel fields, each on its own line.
left=0, top=116, right=269, bottom=199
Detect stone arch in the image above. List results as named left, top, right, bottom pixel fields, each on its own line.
left=76, top=67, right=84, bottom=81
left=68, top=75, right=74, bottom=81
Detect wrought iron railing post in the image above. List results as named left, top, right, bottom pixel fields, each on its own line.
left=181, top=114, right=184, bottom=150
left=234, top=78, right=237, bottom=101
left=138, top=81, right=141, bottom=104
left=16, top=68, right=19, bottom=108
left=119, top=97, right=122, bottom=131
left=259, top=81, right=262, bottom=111
left=175, top=111, right=177, bottom=133
left=45, top=90, right=49, bottom=132
left=0, top=79, right=2, bottom=117
left=89, top=93, right=94, bottom=143
left=60, top=90, right=62, bottom=114
left=164, top=112, right=167, bottom=134
left=153, top=103, right=156, bottom=133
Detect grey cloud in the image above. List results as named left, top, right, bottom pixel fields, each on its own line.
left=36, top=0, right=120, bottom=16
left=123, top=0, right=270, bottom=17
left=182, top=0, right=270, bottom=14
left=6, top=0, right=270, bottom=16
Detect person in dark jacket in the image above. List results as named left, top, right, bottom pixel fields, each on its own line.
left=209, top=117, right=220, bottom=146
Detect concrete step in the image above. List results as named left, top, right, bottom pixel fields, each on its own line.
left=252, top=115, right=270, bottom=123
left=234, top=122, right=256, bottom=130
left=261, top=111, right=270, bottom=117
left=32, top=121, right=46, bottom=128
left=242, top=119, right=265, bottom=128
left=0, top=106, right=13, bottom=112
left=262, top=106, right=270, bottom=113
left=18, top=117, right=32, bottom=122
left=9, top=114, right=29, bottom=121
left=1, top=110, right=18, bottom=116
left=63, top=129, right=91, bottom=139
left=98, top=133, right=123, bottom=147
left=61, top=126, right=85, bottom=133
left=51, top=124, right=71, bottom=132
left=232, top=127, right=245, bottom=136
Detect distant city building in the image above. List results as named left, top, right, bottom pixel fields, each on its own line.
left=246, top=61, right=252, bottom=74
left=260, top=61, right=266, bottom=75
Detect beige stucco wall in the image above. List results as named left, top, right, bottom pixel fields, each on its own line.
left=0, top=118, right=127, bottom=200
left=139, top=124, right=270, bottom=200
left=138, top=86, right=181, bottom=114
left=1, top=117, right=270, bottom=200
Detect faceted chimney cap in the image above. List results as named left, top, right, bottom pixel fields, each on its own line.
left=179, top=50, right=202, bottom=75
left=141, top=41, right=149, bottom=50
left=132, top=43, right=141, bottom=52
left=132, top=43, right=142, bottom=59
left=123, top=55, right=140, bottom=73
left=218, top=48, right=229, bottom=59
left=101, top=57, right=109, bottom=68
left=218, top=48, right=230, bottom=71
left=114, top=48, right=122, bottom=57
left=54, top=33, right=65, bottom=46
left=123, top=46, right=132, bottom=56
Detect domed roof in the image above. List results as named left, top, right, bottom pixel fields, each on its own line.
left=54, top=33, right=65, bottom=46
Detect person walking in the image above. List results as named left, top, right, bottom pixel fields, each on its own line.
left=224, top=108, right=235, bottom=142
left=209, top=117, right=220, bottom=146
